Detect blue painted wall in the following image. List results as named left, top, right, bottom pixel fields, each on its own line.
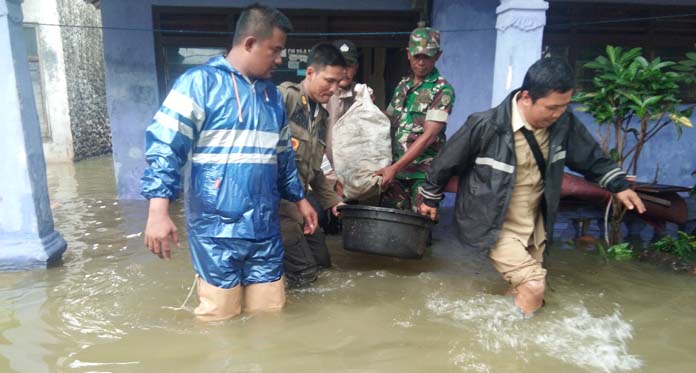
left=100, top=0, right=413, bottom=199
left=572, top=109, right=696, bottom=187
left=432, top=0, right=498, bottom=139
left=432, top=0, right=498, bottom=207
left=634, top=114, right=696, bottom=187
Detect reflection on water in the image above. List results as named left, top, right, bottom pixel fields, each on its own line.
left=1, top=155, right=695, bottom=372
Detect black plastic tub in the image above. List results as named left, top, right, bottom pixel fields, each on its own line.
left=338, top=205, right=433, bottom=259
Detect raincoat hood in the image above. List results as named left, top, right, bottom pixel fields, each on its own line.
left=207, top=55, right=235, bottom=74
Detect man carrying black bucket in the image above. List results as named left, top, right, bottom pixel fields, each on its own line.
left=278, top=44, right=347, bottom=287
left=417, top=57, right=645, bottom=315
left=376, top=27, right=455, bottom=211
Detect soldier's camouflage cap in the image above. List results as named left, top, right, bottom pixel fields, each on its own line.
left=408, top=27, right=440, bottom=57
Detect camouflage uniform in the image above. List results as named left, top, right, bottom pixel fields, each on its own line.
left=382, top=27, right=455, bottom=210
left=278, top=81, right=342, bottom=286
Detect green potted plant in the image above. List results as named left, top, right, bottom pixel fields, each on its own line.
left=574, top=46, right=693, bottom=245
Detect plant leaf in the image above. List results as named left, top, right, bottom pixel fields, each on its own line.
left=643, top=95, right=663, bottom=107
left=610, top=148, right=620, bottom=162
left=669, top=113, right=693, bottom=128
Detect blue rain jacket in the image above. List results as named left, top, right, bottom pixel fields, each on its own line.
left=141, top=56, right=305, bottom=240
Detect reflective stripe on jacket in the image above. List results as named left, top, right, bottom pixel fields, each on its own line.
left=141, top=56, right=305, bottom=239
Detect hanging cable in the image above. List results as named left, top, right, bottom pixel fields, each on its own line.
left=604, top=196, right=613, bottom=245
left=25, top=12, right=696, bottom=37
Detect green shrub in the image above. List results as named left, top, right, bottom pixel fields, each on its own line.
left=574, top=45, right=693, bottom=245
left=651, top=231, right=696, bottom=260
left=607, top=242, right=634, bottom=261
left=597, top=241, right=634, bottom=261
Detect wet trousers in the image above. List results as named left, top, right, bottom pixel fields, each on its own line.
left=489, top=236, right=547, bottom=289
left=279, top=198, right=331, bottom=287
left=380, top=178, right=425, bottom=211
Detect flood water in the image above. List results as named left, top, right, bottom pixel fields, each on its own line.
left=1, top=155, right=695, bottom=372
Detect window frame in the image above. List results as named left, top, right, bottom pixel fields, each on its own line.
left=23, top=23, right=52, bottom=140
left=543, top=1, right=696, bottom=102
left=151, top=5, right=420, bottom=102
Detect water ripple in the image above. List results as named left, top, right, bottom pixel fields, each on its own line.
left=426, top=294, right=642, bottom=372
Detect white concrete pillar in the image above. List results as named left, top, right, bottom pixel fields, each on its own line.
left=0, top=0, right=67, bottom=270
left=491, top=0, right=548, bottom=107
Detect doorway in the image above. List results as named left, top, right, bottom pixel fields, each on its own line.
left=153, top=6, right=420, bottom=108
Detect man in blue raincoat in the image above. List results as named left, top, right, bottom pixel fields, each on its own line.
left=141, top=4, right=317, bottom=321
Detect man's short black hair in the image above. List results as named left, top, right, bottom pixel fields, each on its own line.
left=521, top=57, right=576, bottom=102
left=307, top=43, right=347, bottom=71
left=233, top=3, right=293, bottom=46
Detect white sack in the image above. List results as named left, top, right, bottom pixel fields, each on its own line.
left=332, top=83, right=392, bottom=200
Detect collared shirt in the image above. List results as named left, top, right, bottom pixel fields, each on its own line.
left=499, top=92, right=550, bottom=247
left=385, top=68, right=455, bottom=180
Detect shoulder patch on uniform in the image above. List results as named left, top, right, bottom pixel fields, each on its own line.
left=291, top=137, right=300, bottom=151
left=441, top=94, right=451, bottom=106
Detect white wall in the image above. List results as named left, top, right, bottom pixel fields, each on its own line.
left=22, top=0, right=73, bottom=162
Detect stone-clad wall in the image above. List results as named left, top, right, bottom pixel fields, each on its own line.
left=57, top=0, right=111, bottom=161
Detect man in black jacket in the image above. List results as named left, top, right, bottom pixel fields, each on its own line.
left=418, top=57, right=645, bottom=315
